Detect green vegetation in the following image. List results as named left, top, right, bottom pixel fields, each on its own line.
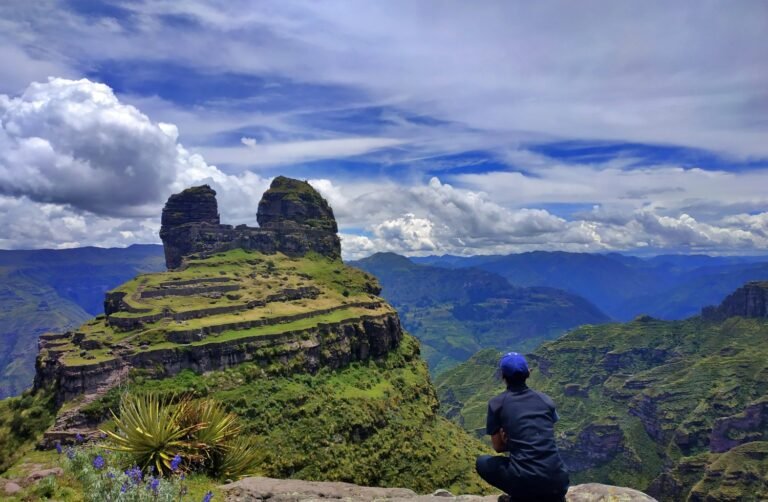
left=0, top=387, right=58, bottom=472
left=104, top=394, right=258, bottom=478
left=87, top=334, right=491, bottom=494
left=436, top=312, right=768, bottom=500
left=0, top=268, right=90, bottom=398
left=352, top=252, right=608, bottom=374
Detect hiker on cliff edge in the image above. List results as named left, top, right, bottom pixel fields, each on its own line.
left=476, top=352, right=569, bottom=502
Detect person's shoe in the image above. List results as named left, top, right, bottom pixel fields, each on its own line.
left=497, top=494, right=510, bottom=502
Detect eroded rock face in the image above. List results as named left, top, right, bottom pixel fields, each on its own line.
left=159, top=178, right=341, bottom=269
left=257, top=176, right=338, bottom=232
left=702, top=281, right=768, bottom=320
left=36, top=313, right=402, bottom=405
left=709, top=399, right=768, bottom=453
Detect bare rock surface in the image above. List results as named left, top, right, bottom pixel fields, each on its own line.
left=221, top=477, right=657, bottom=502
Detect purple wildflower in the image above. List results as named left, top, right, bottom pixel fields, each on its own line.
left=125, top=465, right=143, bottom=484
left=120, top=483, right=128, bottom=493
left=147, top=477, right=160, bottom=494
left=171, top=454, right=182, bottom=471
left=107, top=472, right=115, bottom=479
left=202, top=491, right=214, bottom=502
left=55, top=442, right=62, bottom=455
left=93, top=455, right=105, bottom=470
left=75, top=433, right=84, bottom=443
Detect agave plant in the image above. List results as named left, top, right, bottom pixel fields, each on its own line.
left=100, top=393, right=199, bottom=475
left=214, top=436, right=261, bottom=480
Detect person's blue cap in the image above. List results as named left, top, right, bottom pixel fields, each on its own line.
left=496, top=352, right=530, bottom=379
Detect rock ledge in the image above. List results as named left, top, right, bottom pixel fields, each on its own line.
left=220, top=477, right=657, bottom=502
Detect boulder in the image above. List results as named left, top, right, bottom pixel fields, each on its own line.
left=220, top=477, right=657, bottom=502
left=3, top=481, right=22, bottom=494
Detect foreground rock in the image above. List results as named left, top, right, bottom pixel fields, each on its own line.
left=221, top=477, right=656, bottom=501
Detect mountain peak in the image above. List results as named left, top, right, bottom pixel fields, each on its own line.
left=257, top=177, right=337, bottom=232
left=701, top=281, right=768, bottom=320
left=160, top=177, right=340, bottom=269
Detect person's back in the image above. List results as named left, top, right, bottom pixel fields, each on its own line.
left=476, top=352, right=569, bottom=502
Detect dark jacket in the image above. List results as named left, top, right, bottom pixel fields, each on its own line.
left=486, top=383, right=568, bottom=482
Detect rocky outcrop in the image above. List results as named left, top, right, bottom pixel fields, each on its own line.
left=709, top=399, right=768, bottom=453
left=37, top=312, right=401, bottom=405
left=701, top=281, right=768, bottom=320
left=159, top=178, right=341, bottom=269
left=559, top=423, right=625, bottom=471
left=220, top=477, right=657, bottom=502
left=257, top=176, right=338, bottom=232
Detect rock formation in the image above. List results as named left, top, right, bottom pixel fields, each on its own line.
left=160, top=177, right=341, bottom=269
left=33, top=176, right=387, bottom=446
left=220, top=477, right=657, bottom=501
left=701, top=281, right=768, bottom=320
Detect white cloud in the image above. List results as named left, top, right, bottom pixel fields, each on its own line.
left=3, top=2, right=768, bottom=158
left=197, top=136, right=403, bottom=167
left=322, top=176, right=768, bottom=259
left=0, top=78, right=179, bottom=216
left=0, top=78, right=273, bottom=247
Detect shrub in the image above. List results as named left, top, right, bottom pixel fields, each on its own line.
left=103, top=393, right=259, bottom=479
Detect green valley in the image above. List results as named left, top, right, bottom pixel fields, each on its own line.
left=435, top=283, right=768, bottom=500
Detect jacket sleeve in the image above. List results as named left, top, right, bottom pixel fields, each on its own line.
left=486, top=399, right=501, bottom=435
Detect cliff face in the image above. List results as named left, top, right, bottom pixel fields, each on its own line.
left=160, top=177, right=341, bottom=269
left=702, top=281, right=768, bottom=320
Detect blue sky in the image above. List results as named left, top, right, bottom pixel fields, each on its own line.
left=0, top=1, right=767, bottom=257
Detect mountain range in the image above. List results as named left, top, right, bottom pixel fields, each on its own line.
left=0, top=245, right=164, bottom=398
left=351, top=252, right=609, bottom=374
left=413, top=252, right=768, bottom=320
left=434, top=282, right=768, bottom=500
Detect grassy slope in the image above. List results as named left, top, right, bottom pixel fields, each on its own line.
left=435, top=314, right=768, bottom=500
left=1, top=249, right=492, bottom=495
left=0, top=246, right=165, bottom=398
left=73, top=334, right=491, bottom=494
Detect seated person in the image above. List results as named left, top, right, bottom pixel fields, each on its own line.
left=475, top=352, right=569, bottom=502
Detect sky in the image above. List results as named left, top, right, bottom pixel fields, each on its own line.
left=0, top=1, right=767, bottom=259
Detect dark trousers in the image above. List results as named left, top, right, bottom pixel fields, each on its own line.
left=475, top=455, right=568, bottom=502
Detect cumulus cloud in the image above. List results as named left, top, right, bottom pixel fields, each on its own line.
left=0, top=78, right=180, bottom=216
left=0, top=78, right=273, bottom=248
left=315, top=177, right=768, bottom=260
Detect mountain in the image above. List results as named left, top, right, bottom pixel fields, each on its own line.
left=350, top=253, right=609, bottom=375
left=0, top=178, right=489, bottom=493
left=0, top=268, right=90, bottom=399
left=413, top=252, right=768, bottom=321
left=0, top=245, right=165, bottom=398
left=434, top=283, right=768, bottom=501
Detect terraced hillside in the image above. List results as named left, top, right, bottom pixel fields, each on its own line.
left=435, top=282, right=768, bottom=501
left=4, top=177, right=491, bottom=493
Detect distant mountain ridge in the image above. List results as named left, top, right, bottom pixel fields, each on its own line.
left=0, top=244, right=165, bottom=398
left=351, top=252, right=609, bottom=374
left=435, top=283, right=768, bottom=500
left=413, top=251, right=768, bottom=320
